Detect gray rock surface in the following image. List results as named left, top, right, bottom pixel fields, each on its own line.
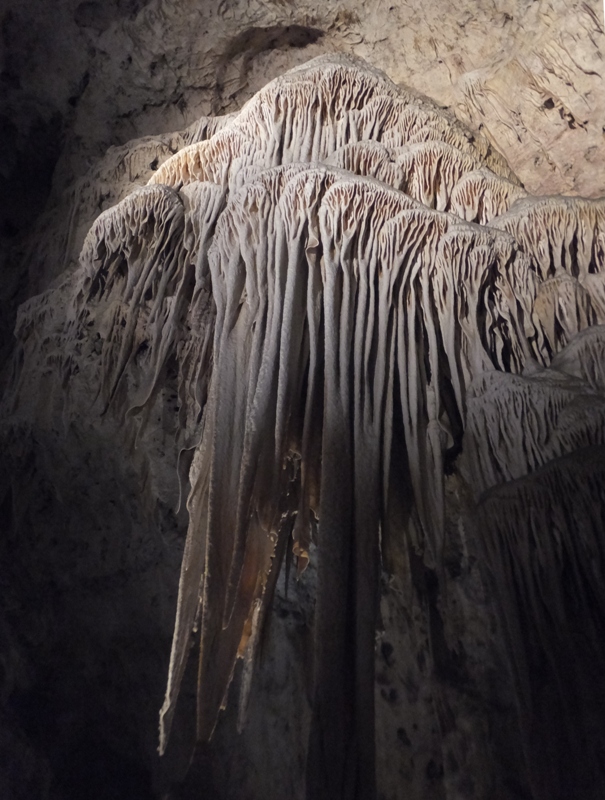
left=1, top=5, right=605, bottom=800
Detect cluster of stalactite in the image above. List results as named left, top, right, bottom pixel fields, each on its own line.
left=12, top=54, right=605, bottom=800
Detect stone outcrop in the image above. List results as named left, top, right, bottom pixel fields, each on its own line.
left=3, top=52, right=605, bottom=800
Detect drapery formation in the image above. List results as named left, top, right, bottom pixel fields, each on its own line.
left=12, top=54, right=605, bottom=799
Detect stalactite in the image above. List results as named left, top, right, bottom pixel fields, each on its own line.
left=491, top=196, right=605, bottom=355
left=463, top=365, right=605, bottom=495
left=9, top=53, right=605, bottom=800
left=473, top=448, right=605, bottom=800
left=450, top=168, right=527, bottom=224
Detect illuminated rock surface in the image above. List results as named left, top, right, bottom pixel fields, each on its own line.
left=1, top=27, right=605, bottom=800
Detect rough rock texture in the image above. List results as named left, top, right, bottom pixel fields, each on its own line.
left=2, top=50, right=605, bottom=800
left=2, top=1, right=603, bottom=281
left=2, top=0, right=603, bottom=382
left=1, top=4, right=604, bottom=800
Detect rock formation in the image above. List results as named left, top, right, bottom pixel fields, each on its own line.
left=3, top=51, right=605, bottom=800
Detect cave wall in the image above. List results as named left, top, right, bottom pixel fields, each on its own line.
left=1, top=3, right=605, bottom=800
left=2, top=0, right=603, bottom=350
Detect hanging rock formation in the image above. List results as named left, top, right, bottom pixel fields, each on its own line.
left=3, top=54, right=605, bottom=800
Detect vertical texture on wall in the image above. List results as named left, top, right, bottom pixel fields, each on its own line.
left=4, top=53, right=604, bottom=800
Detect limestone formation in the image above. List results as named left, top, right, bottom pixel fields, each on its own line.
left=4, top=53, right=605, bottom=800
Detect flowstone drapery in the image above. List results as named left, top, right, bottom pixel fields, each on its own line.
left=9, top=55, right=605, bottom=800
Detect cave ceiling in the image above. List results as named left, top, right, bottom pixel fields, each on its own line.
left=1, top=3, right=605, bottom=800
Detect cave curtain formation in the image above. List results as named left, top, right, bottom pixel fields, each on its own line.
left=11, top=55, right=605, bottom=800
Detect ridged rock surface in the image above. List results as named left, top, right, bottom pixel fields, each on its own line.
left=1, top=10, right=604, bottom=800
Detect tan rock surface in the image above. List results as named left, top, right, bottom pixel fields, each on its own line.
left=2, top=0, right=603, bottom=207
left=1, top=4, right=605, bottom=800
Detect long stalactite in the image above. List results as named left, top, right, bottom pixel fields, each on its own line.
left=8, top=54, right=605, bottom=800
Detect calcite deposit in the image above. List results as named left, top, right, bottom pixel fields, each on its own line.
left=4, top=51, right=605, bottom=800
